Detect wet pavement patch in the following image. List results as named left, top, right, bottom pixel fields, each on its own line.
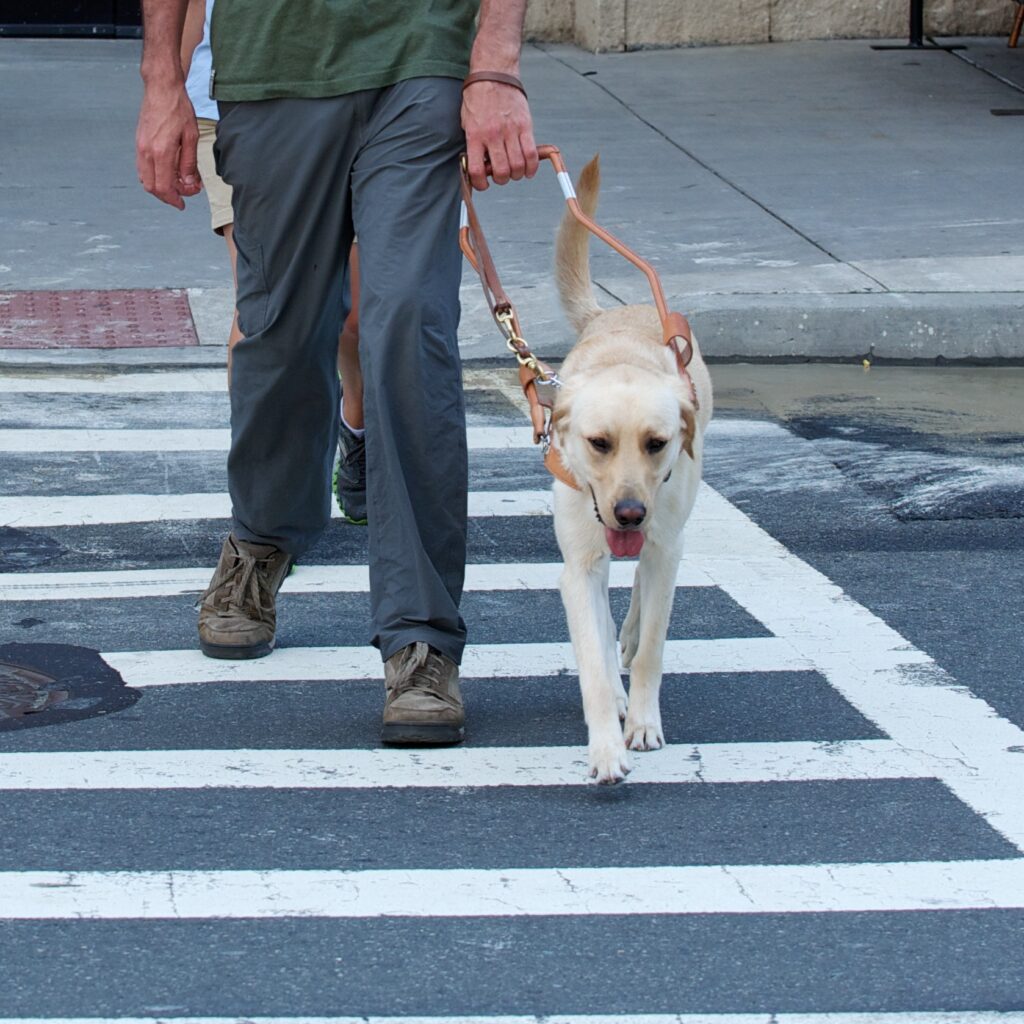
left=0, top=526, right=66, bottom=571
left=0, top=644, right=139, bottom=731
left=785, top=417, right=1024, bottom=521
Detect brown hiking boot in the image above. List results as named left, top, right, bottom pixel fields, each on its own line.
left=382, top=642, right=465, bottom=745
left=198, top=534, right=292, bottom=660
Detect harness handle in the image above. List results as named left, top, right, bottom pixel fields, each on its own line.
left=458, top=145, right=698, bottom=488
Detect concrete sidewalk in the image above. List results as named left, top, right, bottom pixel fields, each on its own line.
left=1, top=35, right=1021, bottom=362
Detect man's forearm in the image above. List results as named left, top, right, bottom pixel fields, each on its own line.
left=471, top=0, right=528, bottom=74
left=141, top=0, right=192, bottom=85
left=179, top=0, right=205, bottom=78
left=136, top=0, right=200, bottom=209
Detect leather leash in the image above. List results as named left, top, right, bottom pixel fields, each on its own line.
left=458, top=143, right=698, bottom=491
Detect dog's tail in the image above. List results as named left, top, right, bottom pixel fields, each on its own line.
left=555, top=153, right=603, bottom=334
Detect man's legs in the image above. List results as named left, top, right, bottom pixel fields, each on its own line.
left=197, top=95, right=360, bottom=659
left=353, top=78, right=469, bottom=667
left=215, top=96, right=361, bottom=556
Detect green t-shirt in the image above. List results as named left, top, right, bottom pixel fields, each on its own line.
left=210, top=0, right=479, bottom=102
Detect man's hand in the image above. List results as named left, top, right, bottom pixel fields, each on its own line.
left=462, top=0, right=537, bottom=191
left=136, top=0, right=201, bottom=210
left=136, top=81, right=202, bottom=210
left=462, top=79, right=538, bottom=191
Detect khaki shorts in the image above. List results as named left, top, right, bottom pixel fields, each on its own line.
left=197, top=118, right=233, bottom=235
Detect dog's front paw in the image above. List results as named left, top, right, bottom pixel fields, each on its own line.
left=588, top=737, right=632, bottom=784
left=624, top=714, right=665, bottom=751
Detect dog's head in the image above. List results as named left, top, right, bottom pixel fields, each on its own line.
left=551, top=364, right=697, bottom=556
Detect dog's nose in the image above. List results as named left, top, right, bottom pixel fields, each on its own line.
left=614, top=499, right=646, bottom=527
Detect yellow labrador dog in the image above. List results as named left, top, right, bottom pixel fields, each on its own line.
left=550, top=156, right=713, bottom=784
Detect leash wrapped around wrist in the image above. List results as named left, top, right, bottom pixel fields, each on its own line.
left=463, top=71, right=528, bottom=98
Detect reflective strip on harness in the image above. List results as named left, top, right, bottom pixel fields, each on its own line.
left=557, top=171, right=577, bottom=201
left=459, top=201, right=468, bottom=230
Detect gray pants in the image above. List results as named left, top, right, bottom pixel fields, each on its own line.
left=214, top=78, right=468, bottom=664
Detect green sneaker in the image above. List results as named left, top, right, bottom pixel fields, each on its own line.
left=333, top=413, right=368, bottom=525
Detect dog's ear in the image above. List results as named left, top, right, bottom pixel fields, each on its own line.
left=680, top=402, right=697, bottom=460
left=550, top=397, right=570, bottom=441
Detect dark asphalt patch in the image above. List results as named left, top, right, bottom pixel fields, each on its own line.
left=0, top=516, right=565, bottom=572
left=0, top=585, right=769, bottom=653
left=785, top=416, right=1024, bottom=521
left=0, top=643, right=139, bottom=732
left=0, top=449, right=552, bottom=497
left=0, top=526, right=66, bottom=570
left=0, top=388, right=519, bottom=431
left=0, top=392, right=232, bottom=430
left=0, top=672, right=883, bottom=752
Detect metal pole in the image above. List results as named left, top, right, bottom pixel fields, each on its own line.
left=909, top=0, right=924, bottom=47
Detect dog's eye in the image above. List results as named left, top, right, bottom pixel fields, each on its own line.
left=646, top=438, right=668, bottom=454
left=588, top=437, right=611, bottom=453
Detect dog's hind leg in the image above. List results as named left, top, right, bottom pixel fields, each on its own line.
left=603, top=601, right=628, bottom=721
left=619, top=568, right=642, bottom=670
left=559, top=556, right=632, bottom=784
left=623, top=540, right=682, bottom=752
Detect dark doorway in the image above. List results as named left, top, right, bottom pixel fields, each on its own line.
left=0, top=1, right=142, bottom=38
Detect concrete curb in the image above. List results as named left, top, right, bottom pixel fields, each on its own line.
left=1, top=292, right=1020, bottom=369
left=680, top=292, right=1024, bottom=363
left=0, top=346, right=231, bottom=369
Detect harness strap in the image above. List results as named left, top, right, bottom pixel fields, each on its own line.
left=459, top=144, right=698, bottom=492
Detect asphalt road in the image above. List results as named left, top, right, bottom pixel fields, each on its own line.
left=0, top=361, right=1022, bottom=1022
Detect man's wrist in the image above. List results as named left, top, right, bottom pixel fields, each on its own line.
left=469, top=46, right=520, bottom=76
left=141, top=60, right=186, bottom=88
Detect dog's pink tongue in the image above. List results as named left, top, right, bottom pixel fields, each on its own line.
left=606, top=528, right=645, bottom=558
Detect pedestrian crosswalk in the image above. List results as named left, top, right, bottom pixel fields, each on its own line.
left=1, top=364, right=1022, bottom=1018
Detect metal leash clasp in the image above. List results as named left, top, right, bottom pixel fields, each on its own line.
left=495, top=309, right=563, bottom=388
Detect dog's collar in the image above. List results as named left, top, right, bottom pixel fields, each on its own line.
left=544, top=439, right=582, bottom=491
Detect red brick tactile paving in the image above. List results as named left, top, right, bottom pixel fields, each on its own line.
left=0, top=289, right=199, bottom=349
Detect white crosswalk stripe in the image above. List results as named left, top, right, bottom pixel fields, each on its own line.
left=0, top=740, right=928, bottom=790
left=0, top=489, right=555, bottom=526
left=0, top=370, right=230, bottom=394
left=0, top=560, right=712, bottom=601
left=3, top=860, right=1024, bottom=919
left=0, top=366, right=508, bottom=395
left=0, top=425, right=535, bottom=453
left=101, top=637, right=812, bottom=687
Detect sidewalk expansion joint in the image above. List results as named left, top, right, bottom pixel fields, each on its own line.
left=538, top=45, right=892, bottom=295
